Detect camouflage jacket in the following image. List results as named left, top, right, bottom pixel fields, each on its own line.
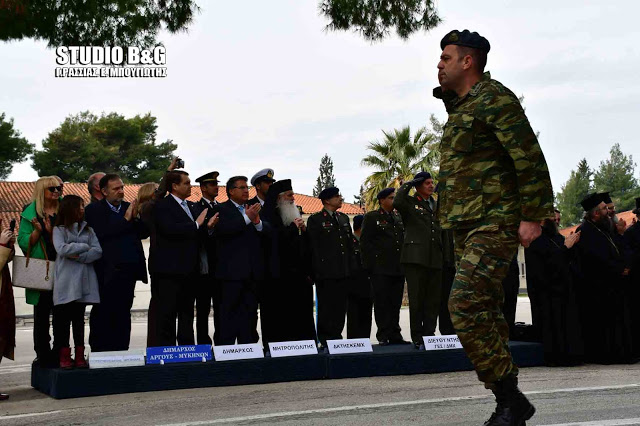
left=433, top=72, right=554, bottom=229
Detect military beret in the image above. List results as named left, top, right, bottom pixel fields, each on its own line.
left=195, top=171, right=219, bottom=184
left=377, top=187, right=395, bottom=200
left=408, top=171, right=432, bottom=187
left=599, top=192, right=613, bottom=204
left=580, top=193, right=603, bottom=212
left=270, top=179, right=292, bottom=195
left=250, top=168, right=275, bottom=186
left=353, top=214, right=364, bottom=231
left=440, top=29, right=490, bottom=53
left=318, top=187, right=340, bottom=201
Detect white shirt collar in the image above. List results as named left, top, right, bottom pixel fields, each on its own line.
left=170, top=193, right=187, bottom=205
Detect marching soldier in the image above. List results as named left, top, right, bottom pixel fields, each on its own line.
left=360, top=188, right=408, bottom=345
left=434, top=29, right=554, bottom=425
left=307, top=187, right=357, bottom=348
left=393, top=172, right=443, bottom=348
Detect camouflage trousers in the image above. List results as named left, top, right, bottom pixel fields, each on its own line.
left=448, top=225, right=519, bottom=384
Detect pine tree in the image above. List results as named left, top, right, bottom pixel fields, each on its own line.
left=313, top=154, right=336, bottom=197
left=354, top=184, right=366, bottom=209
left=556, top=158, right=592, bottom=227
left=593, top=143, right=640, bottom=212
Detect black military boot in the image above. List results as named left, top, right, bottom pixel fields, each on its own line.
left=484, top=376, right=534, bottom=426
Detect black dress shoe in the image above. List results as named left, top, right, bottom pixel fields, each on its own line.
left=378, top=340, right=390, bottom=346
left=0, top=393, right=9, bottom=401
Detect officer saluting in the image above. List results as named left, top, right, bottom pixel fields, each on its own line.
left=307, top=187, right=357, bottom=348
left=249, top=168, right=276, bottom=207
left=360, top=188, right=408, bottom=345
left=393, top=172, right=443, bottom=348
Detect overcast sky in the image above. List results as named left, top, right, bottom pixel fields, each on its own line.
left=2, top=1, right=639, bottom=203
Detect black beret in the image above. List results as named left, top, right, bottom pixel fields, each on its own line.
left=269, top=179, right=292, bottom=195
left=195, top=171, right=219, bottom=184
left=580, top=193, right=603, bottom=212
left=377, top=187, right=395, bottom=200
left=408, top=171, right=432, bottom=186
left=599, top=192, right=613, bottom=204
left=441, top=29, right=490, bottom=53
left=318, top=187, right=340, bottom=201
left=353, top=215, right=364, bottom=231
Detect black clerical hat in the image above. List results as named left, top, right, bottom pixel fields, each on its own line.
left=580, top=193, right=603, bottom=211
left=599, top=192, right=613, bottom=204
left=270, top=179, right=292, bottom=194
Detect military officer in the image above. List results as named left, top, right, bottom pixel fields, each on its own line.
left=434, top=29, right=554, bottom=425
left=192, top=171, right=221, bottom=345
left=249, top=168, right=276, bottom=206
left=393, top=172, right=442, bottom=348
left=346, top=215, right=373, bottom=339
left=361, top=188, right=408, bottom=345
left=307, top=187, right=357, bottom=348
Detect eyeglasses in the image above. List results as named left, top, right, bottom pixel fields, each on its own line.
left=47, top=186, right=63, bottom=193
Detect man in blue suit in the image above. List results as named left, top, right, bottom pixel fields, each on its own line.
left=85, top=173, right=149, bottom=351
left=215, top=176, right=272, bottom=345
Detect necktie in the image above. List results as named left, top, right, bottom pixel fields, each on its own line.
left=181, top=200, right=194, bottom=221
left=237, top=205, right=245, bottom=214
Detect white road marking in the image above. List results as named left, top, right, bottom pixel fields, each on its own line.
left=538, top=419, right=640, bottom=426
left=158, top=383, right=640, bottom=426
left=0, top=411, right=61, bottom=421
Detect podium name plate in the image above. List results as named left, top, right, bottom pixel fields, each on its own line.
left=268, top=340, right=317, bottom=358
left=89, top=350, right=145, bottom=369
left=327, top=338, right=373, bottom=355
left=423, top=335, right=463, bottom=351
left=146, top=345, right=212, bottom=364
left=213, top=343, right=264, bottom=361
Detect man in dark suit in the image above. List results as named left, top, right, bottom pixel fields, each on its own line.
left=151, top=170, right=215, bottom=346
left=85, top=173, right=149, bottom=352
left=307, top=187, right=358, bottom=348
left=393, top=172, right=443, bottom=348
left=215, top=176, right=271, bottom=345
left=248, top=168, right=275, bottom=207
left=191, top=171, right=221, bottom=345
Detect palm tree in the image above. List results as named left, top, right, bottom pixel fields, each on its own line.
left=360, top=125, right=438, bottom=210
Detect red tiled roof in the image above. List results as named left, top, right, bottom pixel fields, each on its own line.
left=0, top=181, right=364, bottom=232
left=560, top=210, right=636, bottom=236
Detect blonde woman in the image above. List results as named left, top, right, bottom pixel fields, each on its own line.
left=17, top=176, right=61, bottom=368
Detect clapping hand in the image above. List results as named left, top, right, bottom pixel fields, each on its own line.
left=245, top=204, right=261, bottom=224
left=0, top=229, right=15, bottom=247
left=207, top=212, right=219, bottom=229
left=293, top=217, right=306, bottom=232
left=124, top=199, right=138, bottom=221
left=518, top=221, right=542, bottom=248
left=616, top=218, right=627, bottom=236
left=196, top=209, right=208, bottom=227
left=564, top=230, right=580, bottom=249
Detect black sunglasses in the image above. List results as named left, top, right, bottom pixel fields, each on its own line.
left=47, top=186, right=63, bottom=193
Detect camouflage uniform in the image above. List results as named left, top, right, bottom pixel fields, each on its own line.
left=435, top=72, right=554, bottom=383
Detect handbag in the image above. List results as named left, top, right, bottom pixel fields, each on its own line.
left=11, top=238, right=54, bottom=291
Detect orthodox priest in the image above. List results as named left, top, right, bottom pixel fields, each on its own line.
left=574, top=193, right=632, bottom=364
left=262, top=179, right=317, bottom=343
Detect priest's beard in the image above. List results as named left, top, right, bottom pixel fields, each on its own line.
left=542, top=218, right=558, bottom=236
left=278, top=199, right=301, bottom=226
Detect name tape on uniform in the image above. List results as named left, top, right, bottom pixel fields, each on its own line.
left=268, top=340, right=317, bottom=358
left=213, top=343, right=264, bottom=361
left=327, top=338, right=373, bottom=355
left=89, top=349, right=146, bottom=369
left=423, top=335, right=462, bottom=351
left=146, top=344, right=213, bottom=364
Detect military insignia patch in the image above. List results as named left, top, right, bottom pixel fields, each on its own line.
left=449, top=32, right=459, bottom=42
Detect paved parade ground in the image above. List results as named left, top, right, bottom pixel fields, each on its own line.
left=2, top=300, right=640, bottom=425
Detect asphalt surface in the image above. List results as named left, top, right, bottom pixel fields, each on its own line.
left=2, top=300, right=640, bottom=425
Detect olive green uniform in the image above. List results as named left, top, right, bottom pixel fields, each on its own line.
left=360, top=208, right=405, bottom=343
left=307, top=208, right=358, bottom=346
left=393, top=183, right=443, bottom=344
left=435, top=72, right=554, bottom=383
